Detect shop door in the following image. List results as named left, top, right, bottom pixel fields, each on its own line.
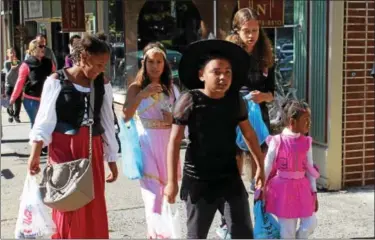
left=51, top=22, right=69, bottom=69
left=133, top=0, right=201, bottom=87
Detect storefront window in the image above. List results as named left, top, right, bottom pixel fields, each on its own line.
left=111, top=0, right=213, bottom=91
left=136, top=0, right=201, bottom=89
left=262, top=0, right=297, bottom=100
left=51, top=22, right=69, bottom=69
left=108, top=0, right=126, bottom=88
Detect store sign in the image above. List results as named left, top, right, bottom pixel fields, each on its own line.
left=61, top=0, right=86, bottom=32
left=238, top=0, right=285, bottom=27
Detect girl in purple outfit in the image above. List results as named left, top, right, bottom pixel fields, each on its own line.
left=264, top=100, right=319, bottom=239
left=65, top=35, right=81, bottom=68
left=122, top=42, right=181, bottom=238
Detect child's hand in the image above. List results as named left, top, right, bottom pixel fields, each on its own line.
left=139, top=83, right=163, bottom=99
left=249, top=90, right=263, bottom=104
left=164, top=182, right=179, bottom=204
left=106, top=162, right=118, bottom=183
left=254, top=167, right=265, bottom=189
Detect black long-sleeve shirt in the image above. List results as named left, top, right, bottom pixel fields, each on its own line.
left=239, top=55, right=275, bottom=131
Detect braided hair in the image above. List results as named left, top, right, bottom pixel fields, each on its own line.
left=281, top=99, right=310, bottom=127
left=71, top=33, right=110, bottom=64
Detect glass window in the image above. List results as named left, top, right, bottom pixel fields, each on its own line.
left=108, top=0, right=125, bottom=89
left=116, top=0, right=208, bottom=91
left=51, top=22, right=69, bottom=69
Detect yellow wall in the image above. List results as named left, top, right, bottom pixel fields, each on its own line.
left=313, top=0, right=344, bottom=190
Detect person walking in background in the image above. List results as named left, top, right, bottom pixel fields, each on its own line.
left=3, top=47, right=22, bottom=123
left=10, top=40, right=55, bottom=131
left=216, top=8, right=275, bottom=238
left=226, top=7, right=275, bottom=190
left=65, top=34, right=81, bottom=68
left=25, top=34, right=57, bottom=68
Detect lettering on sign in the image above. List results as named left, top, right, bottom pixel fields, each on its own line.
left=61, top=0, right=86, bottom=32
left=238, top=0, right=284, bottom=27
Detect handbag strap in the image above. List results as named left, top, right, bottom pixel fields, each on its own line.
left=87, top=81, right=95, bottom=162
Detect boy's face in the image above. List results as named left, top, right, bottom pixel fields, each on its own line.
left=199, top=58, right=232, bottom=94
left=7, top=49, right=14, bottom=59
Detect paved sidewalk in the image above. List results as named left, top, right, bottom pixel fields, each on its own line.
left=1, top=107, right=374, bottom=239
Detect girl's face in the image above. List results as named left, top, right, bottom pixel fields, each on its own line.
left=81, top=52, right=109, bottom=80
left=290, top=109, right=312, bottom=134
left=145, top=52, right=165, bottom=81
left=238, top=20, right=260, bottom=52
left=199, top=58, right=232, bottom=94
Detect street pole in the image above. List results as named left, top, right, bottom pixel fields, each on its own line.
left=213, top=0, right=217, bottom=38
left=19, top=0, right=24, bottom=60
left=0, top=0, right=3, bottom=140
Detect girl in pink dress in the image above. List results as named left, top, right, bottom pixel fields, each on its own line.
left=264, top=100, right=319, bottom=239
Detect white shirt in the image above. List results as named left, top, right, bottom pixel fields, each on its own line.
left=264, top=128, right=317, bottom=192
left=29, top=77, right=118, bottom=162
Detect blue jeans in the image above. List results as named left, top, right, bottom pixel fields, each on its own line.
left=23, top=98, right=40, bottom=127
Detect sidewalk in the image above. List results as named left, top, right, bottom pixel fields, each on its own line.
left=1, top=108, right=32, bottom=156
left=1, top=107, right=375, bottom=239
left=113, top=87, right=126, bottom=105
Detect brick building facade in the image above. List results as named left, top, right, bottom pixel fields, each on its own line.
left=342, top=0, right=375, bottom=187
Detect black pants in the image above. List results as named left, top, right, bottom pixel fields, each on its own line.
left=6, top=86, right=22, bottom=117
left=185, top=187, right=253, bottom=239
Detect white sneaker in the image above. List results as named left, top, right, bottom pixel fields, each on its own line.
left=216, top=225, right=231, bottom=239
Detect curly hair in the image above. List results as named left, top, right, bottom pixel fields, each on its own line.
left=26, top=39, right=39, bottom=56
left=281, top=99, right=310, bottom=126
left=69, top=34, right=81, bottom=45
left=134, top=42, right=172, bottom=96
left=226, top=8, right=274, bottom=70
left=71, top=33, right=110, bottom=64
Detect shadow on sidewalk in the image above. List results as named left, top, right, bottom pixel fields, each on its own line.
left=351, top=237, right=375, bottom=239
left=1, top=152, right=29, bottom=158
left=1, top=169, right=15, bottom=179
left=318, top=185, right=374, bottom=195
left=1, top=139, right=29, bottom=143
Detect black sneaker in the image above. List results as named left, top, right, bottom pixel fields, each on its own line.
left=14, top=116, right=21, bottom=123
left=8, top=117, right=13, bottom=123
